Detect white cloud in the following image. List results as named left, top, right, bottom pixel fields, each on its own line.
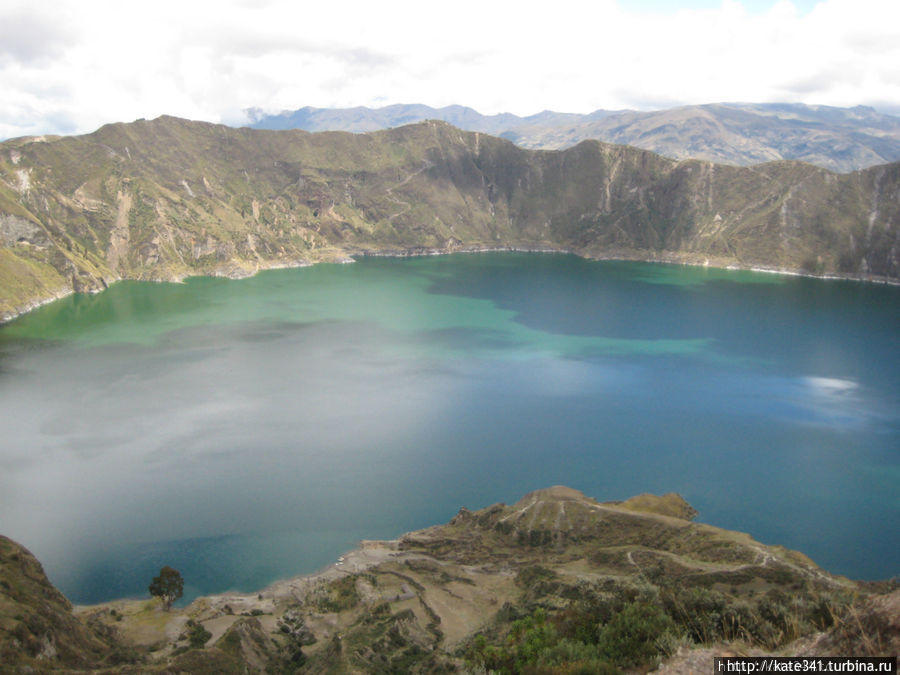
left=0, top=0, right=898, bottom=139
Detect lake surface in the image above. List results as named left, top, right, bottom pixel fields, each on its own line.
left=0, top=253, right=897, bottom=604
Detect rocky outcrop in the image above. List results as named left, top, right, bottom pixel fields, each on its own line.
left=0, top=214, right=48, bottom=247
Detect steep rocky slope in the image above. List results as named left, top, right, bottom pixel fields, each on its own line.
left=2, top=488, right=896, bottom=672
left=0, top=536, right=122, bottom=669
left=1, top=116, right=898, bottom=321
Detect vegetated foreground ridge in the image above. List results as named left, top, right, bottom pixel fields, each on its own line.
left=1, top=487, right=897, bottom=672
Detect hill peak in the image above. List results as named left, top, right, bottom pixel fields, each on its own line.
left=515, top=485, right=593, bottom=505
left=617, top=492, right=698, bottom=520
left=512, top=487, right=698, bottom=521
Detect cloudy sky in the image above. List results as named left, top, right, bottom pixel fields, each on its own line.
left=1, top=0, right=898, bottom=139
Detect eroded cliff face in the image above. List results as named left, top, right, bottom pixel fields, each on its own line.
left=1, top=117, right=898, bottom=320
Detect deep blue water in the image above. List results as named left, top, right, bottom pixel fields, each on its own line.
left=0, top=253, right=897, bottom=604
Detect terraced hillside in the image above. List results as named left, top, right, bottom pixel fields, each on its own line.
left=3, top=488, right=896, bottom=672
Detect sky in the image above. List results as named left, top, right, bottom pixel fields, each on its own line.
left=1, top=0, right=898, bottom=139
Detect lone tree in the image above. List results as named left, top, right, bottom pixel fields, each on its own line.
left=148, top=566, right=184, bottom=611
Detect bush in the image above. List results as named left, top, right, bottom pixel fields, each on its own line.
left=597, top=602, right=675, bottom=669
left=515, top=565, right=558, bottom=588
left=185, top=619, right=212, bottom=648
left=315, top=575, right=360, bottom=612
left=553, top=594, right=626, bottom=644
left=468, top=608, right=621, bottom=674
left=662, top=587, right=728, bottom=642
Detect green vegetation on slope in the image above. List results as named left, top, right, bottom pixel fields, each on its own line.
left=1, top=116, right=898, bottom=320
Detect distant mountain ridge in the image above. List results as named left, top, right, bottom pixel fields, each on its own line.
left=246, top=103, right=605, bottom=137
left=248, top=102, right=900, bottom=172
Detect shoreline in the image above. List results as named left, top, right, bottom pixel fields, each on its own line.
left=187, top=539, right=404, bottom=615
left=74, top=538, right=404, bottom=616
left=68, top=538, right=401, bottom=618
left=3, top=245, right=897, bottom=326
left=68, top=491, right=877, bottom=625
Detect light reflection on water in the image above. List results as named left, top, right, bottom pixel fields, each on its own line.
left=0, top=253, right=897, bottom=603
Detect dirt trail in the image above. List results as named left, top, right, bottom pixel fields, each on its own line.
left=385, top=160, right=433, bottom=221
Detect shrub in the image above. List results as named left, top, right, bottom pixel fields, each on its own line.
left=662, top=587, right=728, bottom=642
left=315, top=575, right=360, bottom=612
left=597, top=601, right=675, bottom=669
left=185, top=619, right=212, bottom=648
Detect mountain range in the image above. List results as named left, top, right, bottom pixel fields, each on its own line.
left=1, top=116, right=898, bottom=321
left=248, top=102, right=900, bottom=173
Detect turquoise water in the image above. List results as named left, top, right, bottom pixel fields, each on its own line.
left=0, top=253, right=897, bottom=604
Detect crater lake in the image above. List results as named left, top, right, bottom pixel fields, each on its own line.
left=0, top=253, right=897, bottom=604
